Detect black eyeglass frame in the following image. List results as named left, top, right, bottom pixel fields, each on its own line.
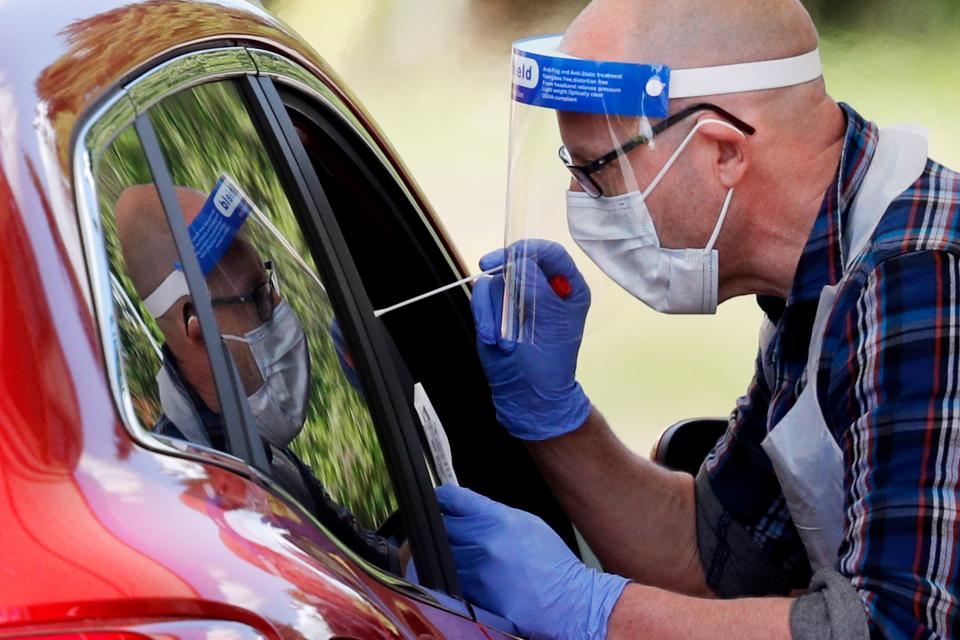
left=209, top=259, right=277, bottom=322
left=558, top=102, right=756, bottom=198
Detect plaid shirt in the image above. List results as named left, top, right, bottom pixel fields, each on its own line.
left=704, top=103, right=960, bottom=638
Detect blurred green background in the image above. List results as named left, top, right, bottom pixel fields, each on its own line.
left=262, top=0, right=960, bottom=455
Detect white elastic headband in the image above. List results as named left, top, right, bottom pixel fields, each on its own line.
left=143, top=269, right=189, bottom=318
left=670, top=49, right=822, bottom=98
left=514, top=34, right=822, bottom=99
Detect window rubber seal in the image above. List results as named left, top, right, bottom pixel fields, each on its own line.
left=238, top=74, right=462, bottom=597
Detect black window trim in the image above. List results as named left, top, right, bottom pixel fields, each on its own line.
left=240, top=74, right=462, bottom=596
left=245, top=48, right=467, bottom=287
left=278, top=87, right=473, bottom=323
left=271, top=75, right=576, bottom=635
left=269, top=50, right=586, bottom=568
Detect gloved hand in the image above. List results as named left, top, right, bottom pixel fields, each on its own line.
left=437, top=485, right=628, bottom=640
left=472, top=239, right=592, bottom=440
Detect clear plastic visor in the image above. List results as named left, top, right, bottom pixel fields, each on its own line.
left=502, top=36, right=669, bottom=343
left=501, top=38, right=821, bottom=341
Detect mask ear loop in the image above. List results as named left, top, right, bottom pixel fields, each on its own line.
left=642, top=118, right=745, bottom=198
left=704, top=188, right=735, bottom=253
left=637, top=117, right=746, bottom=253
left=703, top=121, right=748, bottom=253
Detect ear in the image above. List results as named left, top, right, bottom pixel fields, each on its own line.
left=696, top=117, right=750, bottom=189
left=182, top=303, right=206, bottom=349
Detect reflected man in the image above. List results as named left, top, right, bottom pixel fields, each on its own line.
left=114, top=184, right=404, bottom=574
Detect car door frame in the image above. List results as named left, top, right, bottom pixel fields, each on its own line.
left=71, top=43, right=465, bottom=606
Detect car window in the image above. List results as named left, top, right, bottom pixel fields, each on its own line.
left=281, top=89, right=585, bottom=555
left=94, top=80, right=406, bottom=574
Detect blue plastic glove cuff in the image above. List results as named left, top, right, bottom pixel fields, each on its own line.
left=581, top=571, right=630, bottom=640
left=437, top=486, right=630, bottom=640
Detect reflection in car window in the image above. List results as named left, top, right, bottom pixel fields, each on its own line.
left=97, top=127, right=165, bottom=426
left=94, top=80, right=405, bottom=575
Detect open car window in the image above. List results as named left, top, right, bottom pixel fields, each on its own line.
left=94, top=79, right=406, bottom=575
left=280, top=89, right=585, bottom=554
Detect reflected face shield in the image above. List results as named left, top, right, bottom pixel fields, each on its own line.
left=502, top=34, right=823, bottom=341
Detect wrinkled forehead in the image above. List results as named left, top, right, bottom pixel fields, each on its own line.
left=557, top=109, right=648, bottom=163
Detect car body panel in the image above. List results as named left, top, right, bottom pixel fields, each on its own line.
left=0, top=0, right=467, bottom=296
left=0, top=1, right=510, bottom=638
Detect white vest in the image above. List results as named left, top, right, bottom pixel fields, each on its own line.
left=760, top=124, right=930, bottom=571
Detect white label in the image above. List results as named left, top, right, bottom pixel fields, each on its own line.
left=513, top=54, right=540, bottom=89
left=414, top=383, right=459, bottom=487
left=213, top=179, right=241, bottom=218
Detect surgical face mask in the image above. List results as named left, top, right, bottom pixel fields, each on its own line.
left=222, top=300, right=310, bottom=448
left=566, top=118, right=743, bottom=314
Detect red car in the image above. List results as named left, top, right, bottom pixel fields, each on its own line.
left=0, top=0, right=630, bottom=638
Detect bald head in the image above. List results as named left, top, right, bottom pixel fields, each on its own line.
left=114, top=184, right=264, bottom=320
left=561, top=0, right=818, bottom=72
left=114, top=184, right=205, bottom=305
left=113, top=182, right=272, bottom=405
left=559, top=0, right=826, bottom=142
left=554, top=0, right=847, bottom=304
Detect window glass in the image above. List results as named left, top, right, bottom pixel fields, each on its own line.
left=94, top=80, right=404, bottom=574
left=97, top=127, right=166, bottom=426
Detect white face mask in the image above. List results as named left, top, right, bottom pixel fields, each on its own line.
left=566, top=118, right=743, bottom=314
left=223, top=300, right=311, bottom=448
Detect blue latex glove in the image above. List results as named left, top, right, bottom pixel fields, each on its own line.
left=437, top=485, right=628, bottom=640
left=472, top=239, right=592, bottom=440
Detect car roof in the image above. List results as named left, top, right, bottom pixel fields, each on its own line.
left=0, top=0, right=463, bottom=387
left=0, top=0, right=450, bottom=301
left=0, top=0, right=342, bottom=179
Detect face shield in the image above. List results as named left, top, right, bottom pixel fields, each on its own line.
left=502, top=34, right=823, bottom=342
left=142, top=174, right=316, bottom=449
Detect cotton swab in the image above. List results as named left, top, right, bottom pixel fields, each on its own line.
left=373, top=266, right=504, bottom=318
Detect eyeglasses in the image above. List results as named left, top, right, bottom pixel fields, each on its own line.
left=558, top=102, right=756, bottom=198
left=210, top=260, right=277, bottom=322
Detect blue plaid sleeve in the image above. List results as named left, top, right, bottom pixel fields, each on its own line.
left=823, top=250, right=960, bottom=638
left=700, top=348, right=812, bottom=596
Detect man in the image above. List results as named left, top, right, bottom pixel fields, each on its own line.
left=114, top=184, right=403, bottom=575
left=438, top=0, right=960, bottom=638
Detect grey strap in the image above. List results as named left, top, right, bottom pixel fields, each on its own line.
left=790, top=569, right=869, bottom=640
left=695, top=467, right=798, bottom=597
left=697, top=469, right=870, bottom=638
